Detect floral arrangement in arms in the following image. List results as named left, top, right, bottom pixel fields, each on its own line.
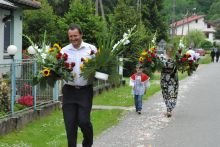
left=138, top=32, right=160, bottom=76
left=175, top=38, right=199, bottom=76
left=80, top=25, right=137, bottom=84
left=23, top=32, right=74, bottom=89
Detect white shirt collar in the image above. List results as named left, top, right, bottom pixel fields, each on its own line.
left=70, top=41, right=86, bottom=50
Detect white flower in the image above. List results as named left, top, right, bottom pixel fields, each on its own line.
left=179, top=39, right=185, bottom=48
left=41, top=53, right=47, bottom=59
left=123, top=40, right=130, bottom=45
left=123, top=33, right=128, bottom=38
left=45, top=45, right=50, bottom=51
left=37, top=49, right=43, bottom=53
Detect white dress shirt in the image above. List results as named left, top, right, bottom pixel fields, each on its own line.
left=61, top=41, right=97, bottom=86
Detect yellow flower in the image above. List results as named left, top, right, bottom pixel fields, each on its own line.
left=48, top=47, right=54, bottom=52
left=41, top=68, right=51, bottom=77
left=150, top=47, right=155, bottom=52
left=53, top=43, right=62, bottom=51
left=186, top=53, right=191, bottom=57
left=139, top=57, right=144, bottom=62
left=84, top=58, right=89, bottom=63
left=80, top=64, right=84, bottom=70
left=97, top=48, right=101, bottom=54
left=141, top=51, right=147, bottom=56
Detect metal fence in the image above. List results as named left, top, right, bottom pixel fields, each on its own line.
left=0, top=59, right=58, bottom=119
left=0, top=59, right=112, bottom=119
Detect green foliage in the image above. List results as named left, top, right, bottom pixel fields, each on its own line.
left=214, top=25, right=220, bottom=40
left=23, top=0, right=58, bottom=48
left=0, top=78, right=10, bottom=113
left=207, top=1, right=220, bottom=20
left=0, top=110, right=124, bottom=146
left=57, top=0, right=105, bottom=46
left=200, top=40, right=213, bottom=50
left=142, top=0, right=168, bottom=41
left=185, top=30, right=206, bottom=48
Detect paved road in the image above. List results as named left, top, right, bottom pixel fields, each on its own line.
left=91, top=63, right=220, bottom=147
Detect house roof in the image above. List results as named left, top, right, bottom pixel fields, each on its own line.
left=0, top=0, right=40, bottom=9
left=0, top=0, right=17, bottom=9
left=171, top=15, right=206, bottom=27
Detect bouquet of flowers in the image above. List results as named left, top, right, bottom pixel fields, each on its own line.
left=24, top=33, right=74, bottom=89
left=175, top=51, right=199, bottom=76
left=138, top=33, right=161, bottom=76
left=174, top=38, right=199, bottom=76
left=80, top=25, right=136, bottom=84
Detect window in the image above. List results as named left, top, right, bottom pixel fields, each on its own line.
left=195, top=19, right=198, bottom=23
left=4, top=19, right=11, bottom=53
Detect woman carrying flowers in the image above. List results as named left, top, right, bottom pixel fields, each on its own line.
left=160, top=45, right=179, bottom=117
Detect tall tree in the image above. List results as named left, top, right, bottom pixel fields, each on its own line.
left=56, top=0, right=104, bottom=45
left=47, top=0, right=70, bottom=16
left=23, top=0, right=58, bottom=47
left=110, top=0, right=150, bottom=76
left=142, top=0, right=168, bottom=41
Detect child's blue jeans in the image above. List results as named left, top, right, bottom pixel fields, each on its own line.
left=134, top=95, right=143, bottom=111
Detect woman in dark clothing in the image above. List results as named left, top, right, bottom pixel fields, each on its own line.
left=211, top=49, right=216, bottom=62
left=160, top=46, right=179, bottom=117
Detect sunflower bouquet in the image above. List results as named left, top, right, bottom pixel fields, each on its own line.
left=24, top=33, right=74, bottom=89
left=138, top=33, right=161, bottom=76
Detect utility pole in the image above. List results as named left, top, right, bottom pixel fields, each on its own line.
left=171, top=0, right=176, bottom=44
left=137, top=0, right=142, bottom=23
left=95, top=0, right=106, bottom=21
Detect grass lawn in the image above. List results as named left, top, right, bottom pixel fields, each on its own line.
left=199, top=54, right=211, bottom=64
left=93, top=71, right=188, bottom=107
left=0, top=109, right=124, bottom=147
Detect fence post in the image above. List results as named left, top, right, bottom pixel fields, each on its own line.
left=33, top=60, right=37, bottom=111
left=10, top=58, right=16, bottom=115
left=53, top=81, right=59, bottom=101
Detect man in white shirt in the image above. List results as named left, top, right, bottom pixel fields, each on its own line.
left=61, top=24, right=97, bottom=147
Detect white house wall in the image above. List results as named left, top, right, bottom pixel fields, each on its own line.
left=175, top=18, right=206, bottom=35
left=12, top=9, right=23, bottom=61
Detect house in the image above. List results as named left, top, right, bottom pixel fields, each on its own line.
left=0, top=0, right=40, bottom=63
left=170, top=14, right=217, bottom=44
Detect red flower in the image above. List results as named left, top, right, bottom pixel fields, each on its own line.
left=181, top=57, right=187, bottom=62
left=63, top=53, right=68, bottom=61
left=71, top=62, right=75, bottom=68
left=147, top=57, right=152, bottom=62
left=151, top=53, right=156, bottom=58
left=81, top=58, right=85, bottom=62
left=189, top=60, right=193, bottom=65
left=17, top=95, right=33, bottom=107
left=56, top=52, right=62, bottom=59
left=65, top=62, right=70, bottom=69
left=90, top=50, right=95, bottom=55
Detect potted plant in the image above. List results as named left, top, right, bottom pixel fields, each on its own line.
left=81, top=25, right=136, bottom=84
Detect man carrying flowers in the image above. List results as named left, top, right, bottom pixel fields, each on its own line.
left=60, top=24, right=97, bottom=147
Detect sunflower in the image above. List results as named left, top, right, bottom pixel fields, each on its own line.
left=41, top=68, right=51, bottom=77
left=139, top=57, right=144, bottom=62
left=141, top=51, right=148, bottom=56
left=80, top=64, right=84, bottom=70
left=150, top=47, right=155, bottom=52
left=48, top=47, right=54, bottom=52
left=53, top=43, right=62, bottom=51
